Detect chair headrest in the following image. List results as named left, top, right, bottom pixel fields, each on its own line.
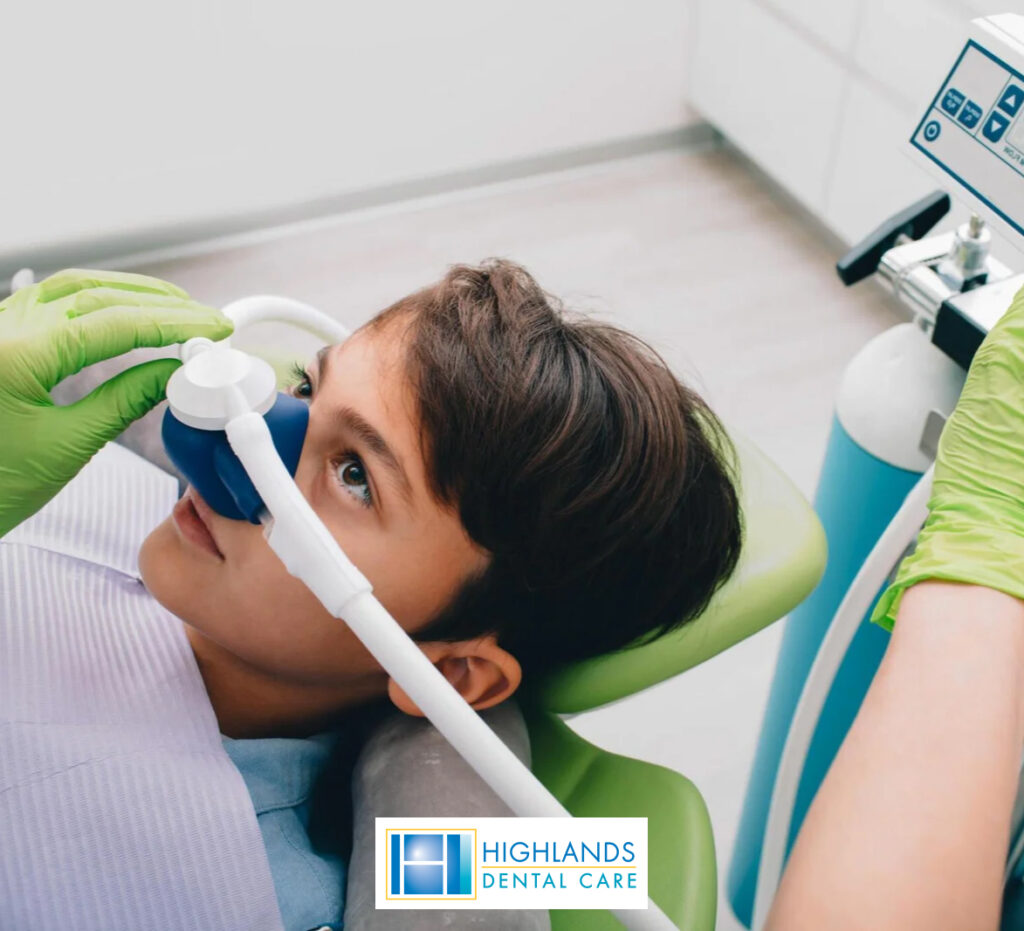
left=532, top=434, right=826, bottom=714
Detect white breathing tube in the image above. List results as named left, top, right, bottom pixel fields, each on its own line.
left=221, top=294, right=353, bottom=344
left=210, top=296, right=677, bottom=931
left=750, top=467, right=935, bottom=929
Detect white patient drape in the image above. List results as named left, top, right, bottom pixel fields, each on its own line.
left=0, top=443, right=283, bottom=931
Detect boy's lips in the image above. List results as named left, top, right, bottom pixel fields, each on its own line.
left=172, top=488, right=225, bottom=560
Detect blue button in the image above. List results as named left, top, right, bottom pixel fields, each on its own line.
left=958, top=100, right=983, bottom=129
left=983, top=110, right=1011, bottom=142
left=999, top=84, right=1024, bottom=116
left=923, top=120, right=942, bottom=142
left=942, top=87, right=965, bottom=116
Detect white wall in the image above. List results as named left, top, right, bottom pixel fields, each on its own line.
left=1, top=0, right=695, bottom=270
left=689, top=0, right=1024, bottom=263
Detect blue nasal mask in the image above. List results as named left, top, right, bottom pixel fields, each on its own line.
left=163, top=393, right=308, bottom=523
left=161, top=339, right=309, bottom=523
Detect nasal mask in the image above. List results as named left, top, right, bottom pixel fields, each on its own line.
left=162, top=296, right=676, bottom=931
left=163, top=347, right=306, bottom=524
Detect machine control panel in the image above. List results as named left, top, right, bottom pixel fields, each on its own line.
left=911, top=15, right=1024, bottom=244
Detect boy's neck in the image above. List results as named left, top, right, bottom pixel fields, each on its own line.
left=184, top=624, right=389, bottom=739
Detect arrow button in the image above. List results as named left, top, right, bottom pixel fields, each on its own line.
left=999, top=84, right=1024, bottom=117
left=983, top=110, right=1011, bottom=143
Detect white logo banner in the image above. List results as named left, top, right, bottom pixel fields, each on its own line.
left=375, top=816, right=648, bottom=910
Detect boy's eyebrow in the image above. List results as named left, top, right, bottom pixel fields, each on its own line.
left=315, top=345, right=414, bottom=507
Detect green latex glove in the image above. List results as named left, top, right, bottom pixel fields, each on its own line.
left=872, top=283, right=1024, bottom=629
left=0, top=268, right=232, bottom=536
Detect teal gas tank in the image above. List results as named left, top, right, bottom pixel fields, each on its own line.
left=727, top=322, right=965, bottom=927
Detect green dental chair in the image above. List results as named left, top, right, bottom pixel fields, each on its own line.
left=525, top=435, right=826, bottom=931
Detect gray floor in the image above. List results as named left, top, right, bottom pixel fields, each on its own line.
left=138, top=145, right=900, bottom=928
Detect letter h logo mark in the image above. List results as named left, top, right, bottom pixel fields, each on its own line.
left=389, top=831, right=474, bottom=897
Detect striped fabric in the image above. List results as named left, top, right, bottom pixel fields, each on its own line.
left=0, top=444, right=283, bottom=931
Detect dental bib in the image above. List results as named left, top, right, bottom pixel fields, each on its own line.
left=0, top=444, right=283, bottom=931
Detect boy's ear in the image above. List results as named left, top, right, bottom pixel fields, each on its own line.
left=387, top=635, right=522, bottom=717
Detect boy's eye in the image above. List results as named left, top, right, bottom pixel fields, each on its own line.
left=290, top=362, right=313, bottom=399
left=336, top=456, right=372, bottom=507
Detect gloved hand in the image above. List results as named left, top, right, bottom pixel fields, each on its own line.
left=0, top=268, right=232, bottom=536
left=872, top=283, right=1024, bottom=628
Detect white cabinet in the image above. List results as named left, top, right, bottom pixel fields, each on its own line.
left=769, top=0, right=861, bottom=55
left=689, top=0, right=1024, bottom=245
left=690, top=0, right=847, bottom=213
left=824, top=81, right=935, bottom=244
left=854, top=0, right=971, bottom=112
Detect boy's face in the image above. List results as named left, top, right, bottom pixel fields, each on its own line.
left=139, top=322, right=490, bottom=695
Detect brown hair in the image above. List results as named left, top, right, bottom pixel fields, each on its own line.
left=371, top=260, right=742, bottom=681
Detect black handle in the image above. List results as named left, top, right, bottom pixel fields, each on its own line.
left=836, top=190, right=951, bottom=286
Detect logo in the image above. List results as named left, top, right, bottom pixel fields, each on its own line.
left=387, top=829, right=476, bottom=899
left=376, top=818, right=647, bottom=910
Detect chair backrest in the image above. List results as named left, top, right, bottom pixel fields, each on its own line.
left=527, top=710, right=717, bottom=931
left=526, top=433, right=826, bottom=930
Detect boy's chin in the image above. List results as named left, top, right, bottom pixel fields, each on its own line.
left=138, top=518, right=195, bottom=615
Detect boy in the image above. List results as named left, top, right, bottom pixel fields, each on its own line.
left=142, top=259, right=742, bottom=737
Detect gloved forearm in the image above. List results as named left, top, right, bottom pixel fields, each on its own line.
left=872, top=284, right=1024, bottom=627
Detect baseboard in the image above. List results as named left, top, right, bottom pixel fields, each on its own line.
left=1, top=123, right=721, bottom=287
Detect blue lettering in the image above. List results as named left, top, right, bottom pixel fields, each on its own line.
left=603, top=842, right=619, bottom=862
left=628, top=873, right=637, bottom=888
left=562, top=842, right=578, bottom=863
left=621, top=841, right=635, bottom=863
left=596, top=873, right=610, bottom=889
left=513, top=873, right=526, bottom=889
left=510, top=842, right=529, bottom=863
left=580, top=872, right=593, bottom=888
left=543, top=873, right=557, bottom=889
left=483, top=873, right=495, bottom=889
left=482, top=842, right=500, bottom=862
left=581, top=841, right=600, bottom=863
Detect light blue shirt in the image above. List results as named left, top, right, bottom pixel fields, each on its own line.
left=223, top=734, right=346, bottom=931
